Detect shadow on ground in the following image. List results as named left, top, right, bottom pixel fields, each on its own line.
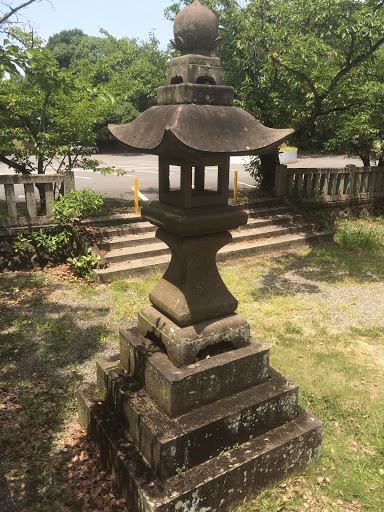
left=248, top=242, right=384, bottom=301
left=0, top=271, right=125, bottom=509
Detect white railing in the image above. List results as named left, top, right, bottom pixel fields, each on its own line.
left=275, top=165, right=384, bottom=203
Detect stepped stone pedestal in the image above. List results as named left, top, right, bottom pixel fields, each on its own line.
left=79, top=204, right=323, bottom=509
left=78, top=329, right=322, bottom=512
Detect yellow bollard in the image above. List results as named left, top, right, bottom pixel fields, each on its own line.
left=234, top=170, right=238, bottom=204
left=134, top=177, right=139, bottom=215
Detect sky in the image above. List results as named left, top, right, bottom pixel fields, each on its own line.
left=12, top=0, right=174, bottom=49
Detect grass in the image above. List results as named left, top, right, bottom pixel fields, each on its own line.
left=0, top=228, right=383, bottom=511
left=334, top=216, right=384, bottom=252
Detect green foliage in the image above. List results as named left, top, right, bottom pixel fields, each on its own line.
left=30, top=228, right=72, bottom=255
left=12, top=189, right=104, bottom=271
left=0, top=26, right=116, bottom=185
left=334, top=216, right=384, bottom=252
left=244, top=156, right=262, bottom=185
left=51, top=189, right=104, bottom=225
left=46, top=29, right=170, bottom=139
left=14, top=227, right=73, bottom=260
left=45, top=29, right=88, bottom=68
left=175, top=465, right=186, bottom=477
left=167, top=1, right=384, bottom=165
left=279, top=143, right=297, bottom=151
left=311, top=210, right=331, bottom=230
left=67, top=248, right=101, bottom=278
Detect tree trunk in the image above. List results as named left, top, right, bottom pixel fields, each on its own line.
left=259, top=150, right=280, bottom=193
left=359, top=153, right=371, bottom=167
left=35, top=156, right=47, bottom=214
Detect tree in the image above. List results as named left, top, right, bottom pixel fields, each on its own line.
left=0, top=0, right=45, bottom=77
left=45, top=28, right=87, bottom=68
left=46, top=29, right=170, bottom=137
left=166, top=0, right=384, bottom=188
left=0, top=29, right=116, bottom=210
left=324, top=48, right=384, bottom=165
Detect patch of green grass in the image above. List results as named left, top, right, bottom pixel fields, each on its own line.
left=108, top=272, right=160, bottom=322
left=238, top=323, right=384, bottom=511
left=349, top=325, right=384, bottom=339
left=334, top=216, right=384, bottom=252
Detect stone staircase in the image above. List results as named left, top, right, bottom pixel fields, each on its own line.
left=85, top=198, right=332, bottom=282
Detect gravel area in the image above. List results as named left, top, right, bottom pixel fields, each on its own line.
left=258, top=270, right=384, bottom=330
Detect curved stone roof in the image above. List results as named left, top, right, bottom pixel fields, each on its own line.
left=109, top=104, right=293, bottom=157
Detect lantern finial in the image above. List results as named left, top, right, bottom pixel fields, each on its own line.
left=171, top=0, right=223, bottom=56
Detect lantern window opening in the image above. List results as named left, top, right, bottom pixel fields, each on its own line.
left=196, top=76, right=216, bottom=85
left=170, top=76, right=183, bottom=85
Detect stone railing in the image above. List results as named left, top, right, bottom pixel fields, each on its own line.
left=275, top=164, right=384, bottom=203
left=0, top=171, right=75, bottom=229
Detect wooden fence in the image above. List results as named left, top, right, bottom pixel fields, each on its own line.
left=275, top=164, right=384, bottom=203
left=0, top=171, right=75, bottom=229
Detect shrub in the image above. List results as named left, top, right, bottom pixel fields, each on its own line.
left=67, top=249, right=101, bottom=278
left=12, top=189, right=104, bottom=274
left=51, top=189, right=104, bottom=225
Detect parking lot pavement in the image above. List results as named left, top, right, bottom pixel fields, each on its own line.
left=0, top=153, right=259, bottom=204
left=0, top=152, right=366, bottom=205
left=285, top=153, right=364, bottom=168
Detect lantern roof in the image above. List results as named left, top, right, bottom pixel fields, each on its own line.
left=109, top=104, right=292, bottom=157
left=108, top=0, right=293, bottom=156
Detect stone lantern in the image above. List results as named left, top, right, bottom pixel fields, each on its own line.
left=109, top=0, right=293, bottom=367
left=78, top=2, right=322, bottom=511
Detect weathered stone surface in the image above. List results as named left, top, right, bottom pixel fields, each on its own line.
left=141, top=202, right=248, bottom=236
left=157, top=84, right=234, bottom=106
left=170, top=0, right=222, bottom=57
left=146, top=229, right=238, bottom=329
left=78, top=382, right=323, bottom=512
left=169, top=54, right=222, bottom=68
left=108, top=104, right=293, bottom=158
left=138, top=305, right=250, bottom=367
left=97, top=357, right=299, bottom=481
left=166, top=63, right=225, bottom=86
left=119, top=330, right=269, bottom=417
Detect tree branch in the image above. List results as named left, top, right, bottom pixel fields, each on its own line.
left=271, top=54, right=320, bottom=102
left=0, top=0, right=39, bottom=26
left=0, top=154, right=31, bottom=174
left=326, top=35, right=384, bottom=96
left=320, top=103, right=360, bottom=115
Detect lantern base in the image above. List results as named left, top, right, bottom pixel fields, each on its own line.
left=78, top=328, right=323, bottom=512
left=138, top=304, right=250, bottom=367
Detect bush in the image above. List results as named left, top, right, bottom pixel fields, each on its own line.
left=67, top=249, right=100, bottom=278
left=244, top=156, right=262, bottom=185
left=12, top=189, right=105, bottom=274
left=51, top=189, right=104, bottom=225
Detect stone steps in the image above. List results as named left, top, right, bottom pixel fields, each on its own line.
left=96, top=212, right=305, bottom=251
left=104, top=222, right=315, bottom=264
left=87, top=200, right=332, bottom=282
left=93, top=231, right=331, bottom=282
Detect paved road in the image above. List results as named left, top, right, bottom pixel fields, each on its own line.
left=0, top=153, right=259, bottom=205
left=0, top=152, right=366, bottom=206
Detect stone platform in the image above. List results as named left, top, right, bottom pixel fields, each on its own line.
left=78, top=329, right=323, bottom=512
